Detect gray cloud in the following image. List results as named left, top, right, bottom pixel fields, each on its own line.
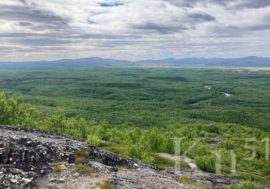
left=18, top=22, right=33, bottom=27
left=133, top=12, right=215, bottom=34
left=188, top=13, right=216, bottom=22
left=0, top=4, right=69, bottom=29
left=163, top=0, right=227, bottom=8
left=133, top=22, right=187, bottom=34
left=18, top=0, right=28, bottom=5
left=164, top=0, right=270, bottom=9
left=0, top=0, right=269, bottom=61
left=234, top=0, right=270, bottom=8
left=12, top=38, right=73, bottom=46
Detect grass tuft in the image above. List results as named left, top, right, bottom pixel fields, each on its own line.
left=100, top=181, right=114, bottom=189
left=178, top=176, right=208, bottom=189
left=75, top=149, right=90, bottom=164
left=52, top=162, right=66, bottom=173
left=230, top=181, right=260, bottom=189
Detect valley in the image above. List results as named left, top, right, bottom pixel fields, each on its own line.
left=0, top=64, right=270, bottom=188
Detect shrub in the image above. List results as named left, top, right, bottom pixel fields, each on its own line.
left=87, top=134, right=102, bottom=146
left=195, top=156, right=215, bottom=173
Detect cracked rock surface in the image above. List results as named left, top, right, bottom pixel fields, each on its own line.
left=1, top=125, right=251, bottom=189
left=0, top=125, right=191, bottom=189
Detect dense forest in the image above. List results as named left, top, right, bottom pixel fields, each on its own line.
left=0, top=65, right=270, bottom=187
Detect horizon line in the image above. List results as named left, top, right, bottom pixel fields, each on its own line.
left=1, top=55, right=270, bottom=63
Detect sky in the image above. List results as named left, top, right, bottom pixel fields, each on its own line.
left=0, top=0, right=270, bottom=61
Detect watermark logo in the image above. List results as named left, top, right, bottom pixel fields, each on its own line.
left=174, top=137, right=269, bottom=175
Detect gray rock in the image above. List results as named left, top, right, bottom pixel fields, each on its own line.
left=0, top=125, right=151, bottom=188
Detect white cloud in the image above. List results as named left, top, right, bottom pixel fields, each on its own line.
left=0, top=0, right=270, bottom=61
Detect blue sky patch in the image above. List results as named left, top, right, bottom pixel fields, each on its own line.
left=99, top=2, right=124, bottom=7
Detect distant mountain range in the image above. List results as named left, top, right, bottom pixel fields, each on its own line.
left=1, top=56, right=270, bottom=67
left=136, top=56, right=270, bottom=67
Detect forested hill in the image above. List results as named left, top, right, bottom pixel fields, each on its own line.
left=0, top=93, right=269, bottom=189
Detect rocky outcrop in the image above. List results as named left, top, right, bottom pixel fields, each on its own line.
left=0, top=125, right=151, bottom=188
left=0, top=125, right=253, bottom=189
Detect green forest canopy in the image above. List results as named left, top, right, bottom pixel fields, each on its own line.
left=0, top=66, right=270, bottom=185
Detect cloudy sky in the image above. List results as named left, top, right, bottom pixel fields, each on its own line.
left=1, top=0, right=270, bottom=61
